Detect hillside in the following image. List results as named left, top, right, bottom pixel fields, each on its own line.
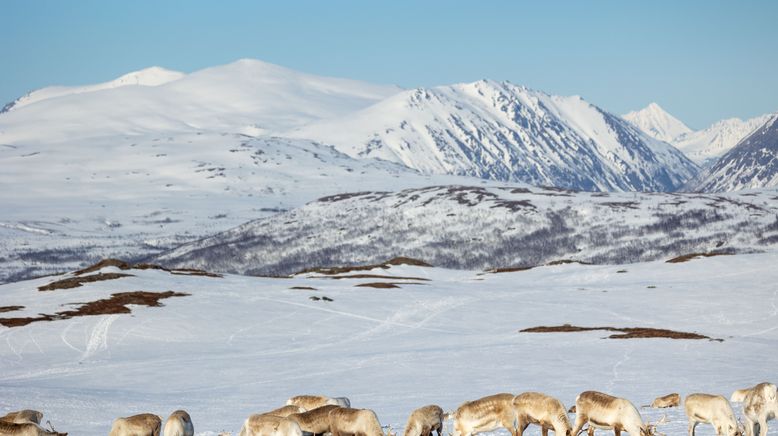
left=156, top=185, right=778, bottom=276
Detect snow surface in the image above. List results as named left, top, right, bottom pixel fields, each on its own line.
left=0, top=132, right=511, bottom=282
left=623, top=103, right=693, bottom=143
left=0, top=66, right=185, bottom=113
left=0, top=253, right=777, bottom=436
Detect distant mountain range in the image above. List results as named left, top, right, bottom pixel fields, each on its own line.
left=289, top=80, right=697, bottom=192
left=1, top=59, right=776, bottom=282
left=623, top=102, right=773, bottom=168
left=690, top=115, right=778, bottom=192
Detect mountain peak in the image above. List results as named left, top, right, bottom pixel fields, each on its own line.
left=623, top=102, right=693, bottom=143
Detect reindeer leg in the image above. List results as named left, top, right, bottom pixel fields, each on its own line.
left=757, top=419, right=768, bottom=436
left=571, top=415, right=587, bottom=436
left=613, top=428, right=620, bottom=436
left=542, top=427, right=549, bottom=436
left=516, top=419, right=527, bottom=436
left=688, top=421, right=697, bottom=436
left=587, top=427, right=594, bottom=436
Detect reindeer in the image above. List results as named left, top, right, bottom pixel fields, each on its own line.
left=0, top=411, right=43, bottom=425
left=512, top=392, right=571, bottom=436
left=286, top=405, right=341, bottom=435
left=452, top=393, right=517, bottom=436
left=286, top=396, right=350, bottom=411
left=571, top=391, right=655, bottom=436
left=684, top=393, right=741, bottom=436
left=327, top=407, right=393, bottom=436
left=265, top=406, right=308, bottom=418
left=109, top=413, right=162, bottom=436
left=239, top=414, right=303, bottom=436
left=403, top=405, right=445, bottom=436
left=732, top=389, right=754, bottom=403
left=163, top=410, right=194, bottom=436
left=0, top=421, right=67, bottom=436
left=650, top=394, right=680, bottom=409
left=743, top=382, right=778, bottom=436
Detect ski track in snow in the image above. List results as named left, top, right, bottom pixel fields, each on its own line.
left=80, top=315, right=118, bottom=361
left=0, top=253, right=776, bottom=435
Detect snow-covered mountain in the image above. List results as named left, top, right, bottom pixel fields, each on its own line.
left=623, top=103, right=771, bottom=167
left=673, top=115, right=773, bottom=166
left=690, top=114, right=778, bottom=191
left=622, top=102, right=692, bottom=143
left=289, top=81, right=698, bottom=192
left=0, top=66, right=185, bottom=113
left=156, top=185, right=778, bottom=276
left=0, top=59, right=401, bottom=142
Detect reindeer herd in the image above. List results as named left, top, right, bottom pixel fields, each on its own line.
left=0, top=383, right=776, bottom=436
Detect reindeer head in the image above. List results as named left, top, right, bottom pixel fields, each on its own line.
left=644, top=414, right=668, bottom=436
left=385, top=424, right=397, bottom=436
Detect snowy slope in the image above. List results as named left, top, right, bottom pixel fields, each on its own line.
left=622, top=102, right=693, bottom=143
left=156, top=185, right=778, bottom=276
left=289, top=81, right=698, bottom=192
left=674, top=115, right=773, bottom=166
left=0, top=66, right=185, bottom=113
left=0, top=253, right=777, bottom=436
left=690, top=115, right=778, bottom=192
left=0, top=132, right=509, bottom=283
left=0, top=59, right=401, bottom=142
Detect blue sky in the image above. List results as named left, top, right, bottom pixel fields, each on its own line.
left=2, top=0, right=776, bottom=129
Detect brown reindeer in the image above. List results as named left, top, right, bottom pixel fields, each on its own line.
left=163, top=410, right=194, bottom=436
left=0, top=410, right=43, bottom=425
left=286, top=396, right=350, bottom=411
left=684, top=393, right=742, bottom=436
left=264, top=406, right=308, bottom=418
left=239, top=414, right=303, bottom=436
left=512, top=392, right=571, bottom=436
left=743, top=383, right=778, bottom=436
left=0, top=421, right=66, bottom=436
left=731, top=389, right=753, bottom=403
left=108, top=413, right=161, bottom=436
left=328, top=408, right=393, bottom=436
left=404, top=405, right=445, bottom=436
left=453, top=393, right=517, bottom=436
left=286, top=405, right=341, bottom=435
left=650, top=394, right=680, bottom=409
left=571, top=391, right=655, bottom=436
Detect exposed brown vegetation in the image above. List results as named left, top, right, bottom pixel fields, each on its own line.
left=486, top=266, right=534, bottom=273
left=0, top=291, right=188, bottom=328
left=38, top=272, right=133, bottom=291
left=74, top=258, right=222, bottom=277
left=324, top=274, right=430, bottom=281
left=355, top=282, right=401, bottom=289
left=546, top=259, right=591, bottom=266
left=519, top=323, right=721, bottom=341
left=291, top=286, right=317, bottom=290
left=0, top=305, right=24, bottom=313
left=298, top=256, right=431, bottom=275
left=666, top=251, right=732, bottom=263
